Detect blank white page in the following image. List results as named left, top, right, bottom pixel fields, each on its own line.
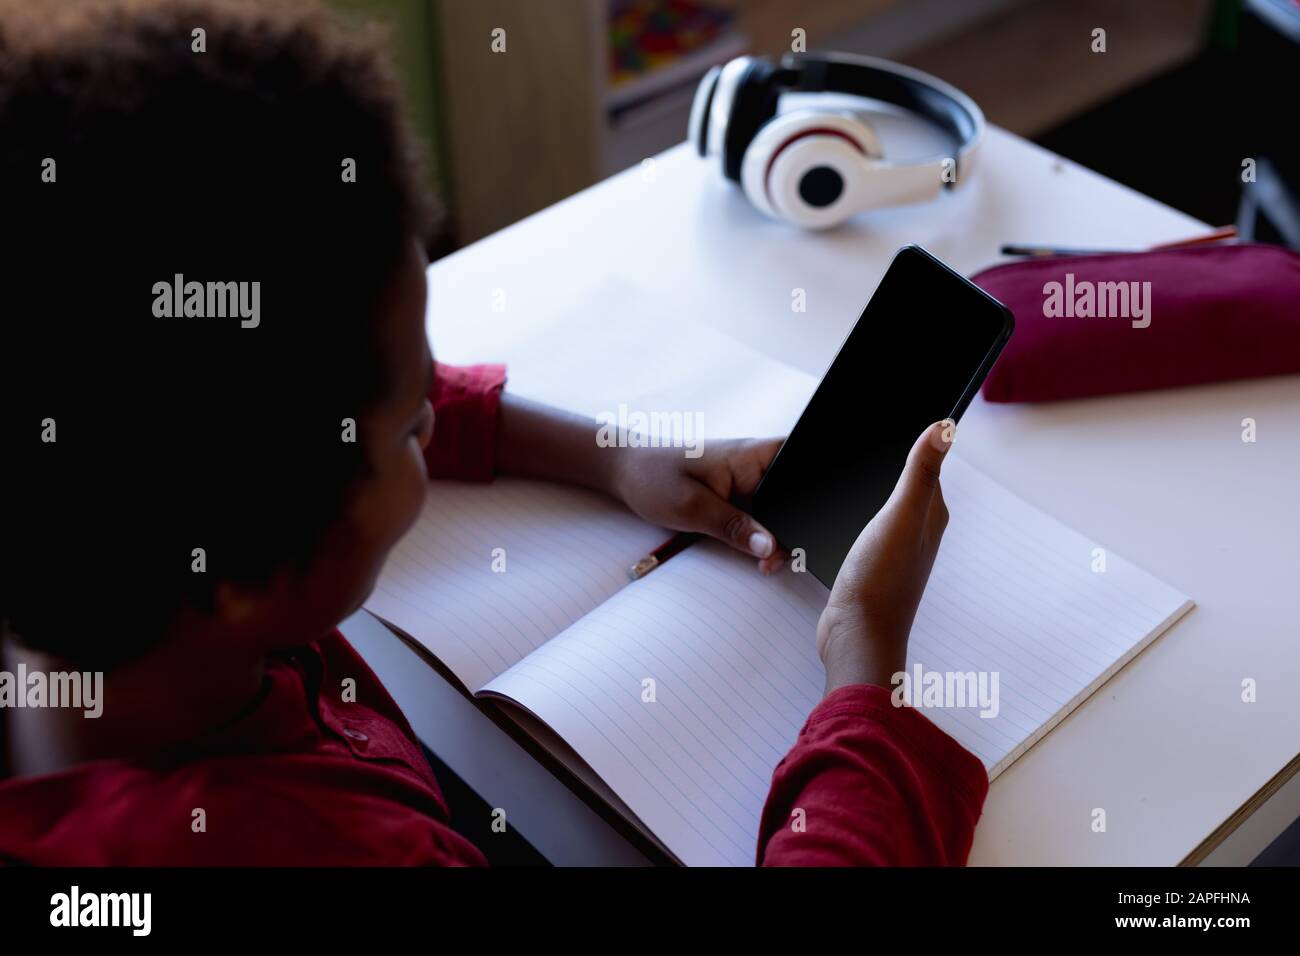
left=482, top=455, right=1193, bottom=866
left=364, top=478, right=664, bottom=691
left=429, top=275, right=817, bottom=443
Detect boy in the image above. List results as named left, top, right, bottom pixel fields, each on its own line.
left=0, top=0, right=985, bottom=865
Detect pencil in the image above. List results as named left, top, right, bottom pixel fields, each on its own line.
left=628, top=532, right=703, bottom=580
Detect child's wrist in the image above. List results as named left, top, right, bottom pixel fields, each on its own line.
left=603, top=446, right=635, bottom=503
left=817, top=613, right=906, bottom=698
left=587, top=442, right=621, bottom=502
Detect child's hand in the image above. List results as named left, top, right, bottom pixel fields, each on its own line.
left=815, top=421, right=954, bottom=696
left=611, top=439, right=787, bottom=574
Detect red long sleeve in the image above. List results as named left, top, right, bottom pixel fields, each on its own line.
left=423, top=361, right=506, bottom=481
left=757, top=684, right=989, bottom=866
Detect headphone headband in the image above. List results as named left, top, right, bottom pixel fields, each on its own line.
left=781, top=53, right=984, bottom=183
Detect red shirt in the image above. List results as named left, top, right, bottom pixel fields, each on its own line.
left=0, top=362, right=987, bottom=866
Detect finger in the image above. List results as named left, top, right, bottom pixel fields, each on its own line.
left=927, top=476, right=950, bottom=543
left=714, top=437, right=784, bottom=496
left=747, top=436, right=785, bottom=475
left=758, top=548, right=788, bottom=576
left=687, top=491, right=777, bottom=559
left=890, top=419, right=955, bottom=516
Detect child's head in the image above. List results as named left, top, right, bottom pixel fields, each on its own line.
left=1, top=0, right=440, bottom=669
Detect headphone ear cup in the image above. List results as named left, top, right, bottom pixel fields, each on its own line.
left=740, top=112, right=881, bottom=229
left=739, top=131, right=779, bottom=220
left=768, top=137, right=867, bottom=229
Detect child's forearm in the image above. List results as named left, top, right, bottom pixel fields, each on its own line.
left=490, top=386, right=784, bottom=573
left=494, top=392, right=619, bottom=496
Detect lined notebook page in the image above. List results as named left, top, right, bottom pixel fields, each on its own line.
left=482, top=455, right=1193, bottom=867
left=481, top=541, right=827, bottom=867
left=910, top=456, right=1193, bottom=776
left=364, top=478, right=663, bottom=691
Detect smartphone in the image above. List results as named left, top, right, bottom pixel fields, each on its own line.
left=752, top=244, right=1014, bottom=587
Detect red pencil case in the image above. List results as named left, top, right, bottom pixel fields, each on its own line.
left=970, top=243, right=1300, bottom=403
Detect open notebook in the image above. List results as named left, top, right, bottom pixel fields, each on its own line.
left=366, top=459, right=1192, bottom=867
left=367, top=282, right=1194, bottom=865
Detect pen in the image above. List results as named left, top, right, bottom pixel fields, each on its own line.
left=1000, top=225, right=1237, bottom=258
left=628, top=532, right=703, bottom=580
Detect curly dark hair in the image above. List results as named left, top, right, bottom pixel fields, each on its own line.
left=0, top=0, right=438, bottom=667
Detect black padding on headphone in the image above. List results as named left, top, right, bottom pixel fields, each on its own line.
left=788, top=54, right=978, bottom=158
left=694, top=68, right=720, bottom=158
left=722, top=59, right=784, bottom=182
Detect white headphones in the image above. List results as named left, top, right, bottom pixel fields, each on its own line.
left=689, top=52, right=985, bottom=229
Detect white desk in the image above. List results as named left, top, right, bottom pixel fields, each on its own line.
left=348, top=126, right=1300, bottom=865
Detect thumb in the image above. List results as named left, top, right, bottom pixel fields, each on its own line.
left=891, top=419, right=955, bottom=514
left=691, top=493, right=777, bottom=560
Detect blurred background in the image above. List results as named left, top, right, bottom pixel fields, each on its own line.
left=329, top=0, right=1298, bottom=255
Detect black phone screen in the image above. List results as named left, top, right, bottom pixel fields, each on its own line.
left=752, top=245, right=1013, bottom=587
